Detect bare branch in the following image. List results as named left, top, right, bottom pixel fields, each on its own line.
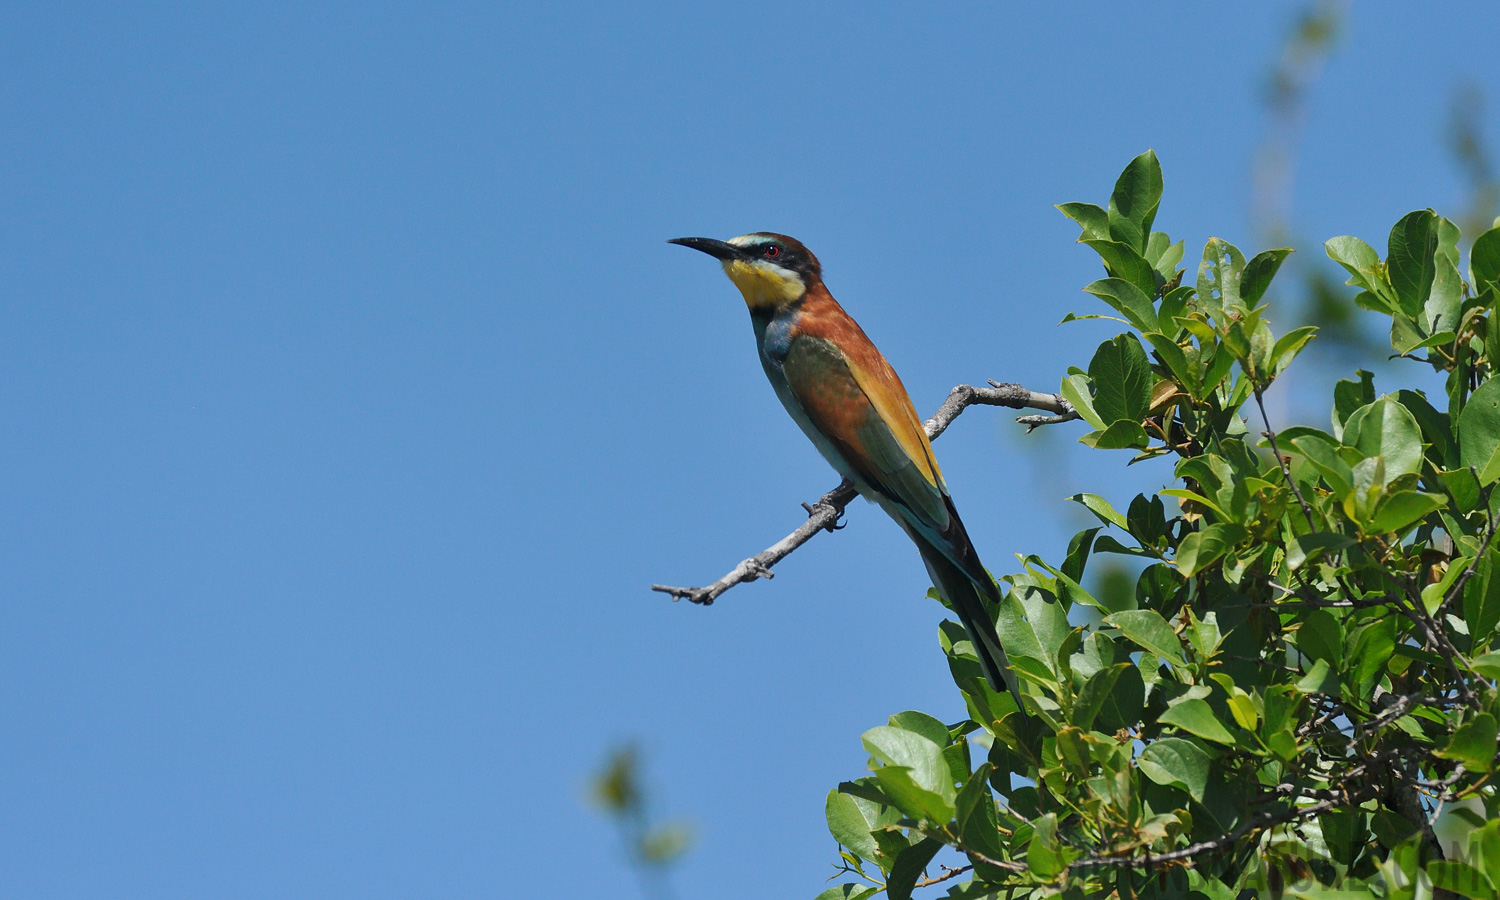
left=1068, top=783, right=1380, bottom=870
left=651, top=381, right=1076, bottom=603
left=651, top=480, right=856, bottom=605
left=914, top=864, right=974, bottom=888
left=925, top=381, right=1078, bottom=439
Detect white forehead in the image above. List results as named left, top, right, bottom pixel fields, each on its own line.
left=728, top=234, right=773, bottom=248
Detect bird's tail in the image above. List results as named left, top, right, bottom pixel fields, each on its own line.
left=914, top=537, right=1024, bottom=709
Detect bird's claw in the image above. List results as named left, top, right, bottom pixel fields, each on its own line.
left=802, top=500, right=847, bottom=532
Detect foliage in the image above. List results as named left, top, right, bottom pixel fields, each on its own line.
left=589, top=744, right=694, bottom=899
left=817, top=151, right=1500, bottom=899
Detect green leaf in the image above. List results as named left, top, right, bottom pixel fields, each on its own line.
left=825, top=791, right=882, bottom=862
left=886, top=837, right=943, bottom=900
left=1106, top=609, right=1182, bottom=664
left=639, top=822, right=693, bottom=863
left=861, top=727, right=949, bottom=794
left=1148, top=233, right=1185, bottom=281
left=1226, top=691, right=1257, bottom=730
left=1018, top=586, right=1072, bottom=666
left=1319, top=808, right=1363, bottom=868
left=1055, top=725, right=1091, bottom=776
left=1060, top=527, right=1100, bottom=582
left=1088, top=334, right=1152, bottom=424
left=995, top=592, right=1051, bottom=679
left=1473, top=226, right=1500, bottom=293
left=1093, top=534, right=1151, bottom=557
left=1325, top=235, right=1391, bottom=307
left=814, top=885, right=882, bottom=900
left=1464, top=550, right=1500, bottom=643
left=1333, top=369, right=1376, bottom=437
left=1044, top=560, right=1107, bottom=614
left=1083, top=243, right=1159, bottom=298
left=1086, top=420, right=1149, bottom=450
left=1159, top=283, right=1193, bottom=329
left=1368, top=491, right=1445, bottom=535
left=1290, top=436, right=1353, bottom=498
left=1083, top=277, right=1159, bottom=333
left=1427, top=227, right=1463, bottom=335
left=1295, top=658, right=1340, bottom=695
left=1422, top=554, right=1468, bottom=614
left=1438, top=713, right=1498, bottom=770
left=1297, top=609, right=1343, bottom=667
left=871, top=766, right=953, bottom=825
left=1387, top=209, right=1438, bottom=318
left=1460, top=375, right=1500, bottom=485
left=1197, top=237, right=1246, bottom=310
left=1241, top=247, right=1293, bottom=305
left=1060, top=373, right=1107, bottom=431
left=862, top=726, right=955, bottom=821
left=1108, top=149, right=1163, bottom=253
left=1097, top=664, right=1145, bottom=733
left=1158, top=698, right=1237, bottom=744
left=1397, top=388, right=1456, bottom=468
left=1342, top=397, right=1424, bottom=483
left=1143, top=332, right=1198, bottom=396
left=1426, top=860, right=1497, bottom=900
left=1070, top=493, right=1129, bottom=530
left=1025, top=812, right=1075, bottom=880
left=1286, top=532, right=1354, bottom=570
left=1200, top=339, right=1238, bottom=394
left=1175, top=524, right=1247, bottom=576
left=1443, top=468, right=1483, bottom=515
left=1160, top=488, right=1228, bottom=519
left=1186, top=609, right=1222, bottom=659
left=1390, top=312, right=1428, bottom=354
left=1475, top=651, right=1500, bottom=679
left=1137, top=737, right=1209, bottom=802
left=1057, top=202, right=1110, bottom=241
left=1269, top=325, right=1317, bottom=376
left=888, top=711, right=951, bottom=749
left=1073, top=662, right=1128, bottom=731
left=1346, top=617, right=1396, bottom=700
left=1479, top=820, right=1500, bottom=884
left=954, top=763, right=1007, bottom=875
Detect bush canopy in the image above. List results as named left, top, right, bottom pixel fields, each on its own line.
left=818, top=151, right=1500, bottom=900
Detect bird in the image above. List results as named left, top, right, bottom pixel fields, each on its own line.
left=669, top=232, right=1022, bottom=706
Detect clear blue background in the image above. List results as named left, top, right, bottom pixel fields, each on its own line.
left=2, top=2, right=1496, bottom=897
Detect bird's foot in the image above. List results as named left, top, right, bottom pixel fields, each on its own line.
left=801, top=499, right=847, bottom=532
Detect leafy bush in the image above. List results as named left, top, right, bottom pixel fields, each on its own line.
left=818, top=152, right=1500, bottom=899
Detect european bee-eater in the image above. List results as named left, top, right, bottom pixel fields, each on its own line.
left=670, top=233, right=1020, bottom=704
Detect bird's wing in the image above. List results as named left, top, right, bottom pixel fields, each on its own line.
left=779, top=333, right=953, bottom=535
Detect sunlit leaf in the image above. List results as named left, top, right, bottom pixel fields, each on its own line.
left=1138, top=738, right=1209, bottom=802
left=1105, top=609, right=1182, bottom=664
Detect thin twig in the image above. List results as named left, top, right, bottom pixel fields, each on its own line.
left=914, top=864, right=974, bottom=888
left=652, top=381, right=1076, bottom=604
left=1067, top=784, right=1380, bottom=870
left=1254, top=387, right=1316, bottom=530
left=1436, top=481, right=1497, bottom=618
left=650, top=480, right=855, bottom=605
left=1426, top=765, right=1466, bottom=828
left=1389, top=580, right=1481, bottom=711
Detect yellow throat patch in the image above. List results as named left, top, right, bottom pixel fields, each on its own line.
left=722, top=259, right=806, bottom=310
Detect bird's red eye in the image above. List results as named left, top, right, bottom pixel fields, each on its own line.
left=764, top=245, right=781, bottom=258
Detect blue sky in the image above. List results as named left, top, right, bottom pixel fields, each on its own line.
left=2, top=3, right=1497, bottom=897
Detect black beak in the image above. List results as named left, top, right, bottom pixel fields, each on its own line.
left=668, top=237, right=746, bottom=261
